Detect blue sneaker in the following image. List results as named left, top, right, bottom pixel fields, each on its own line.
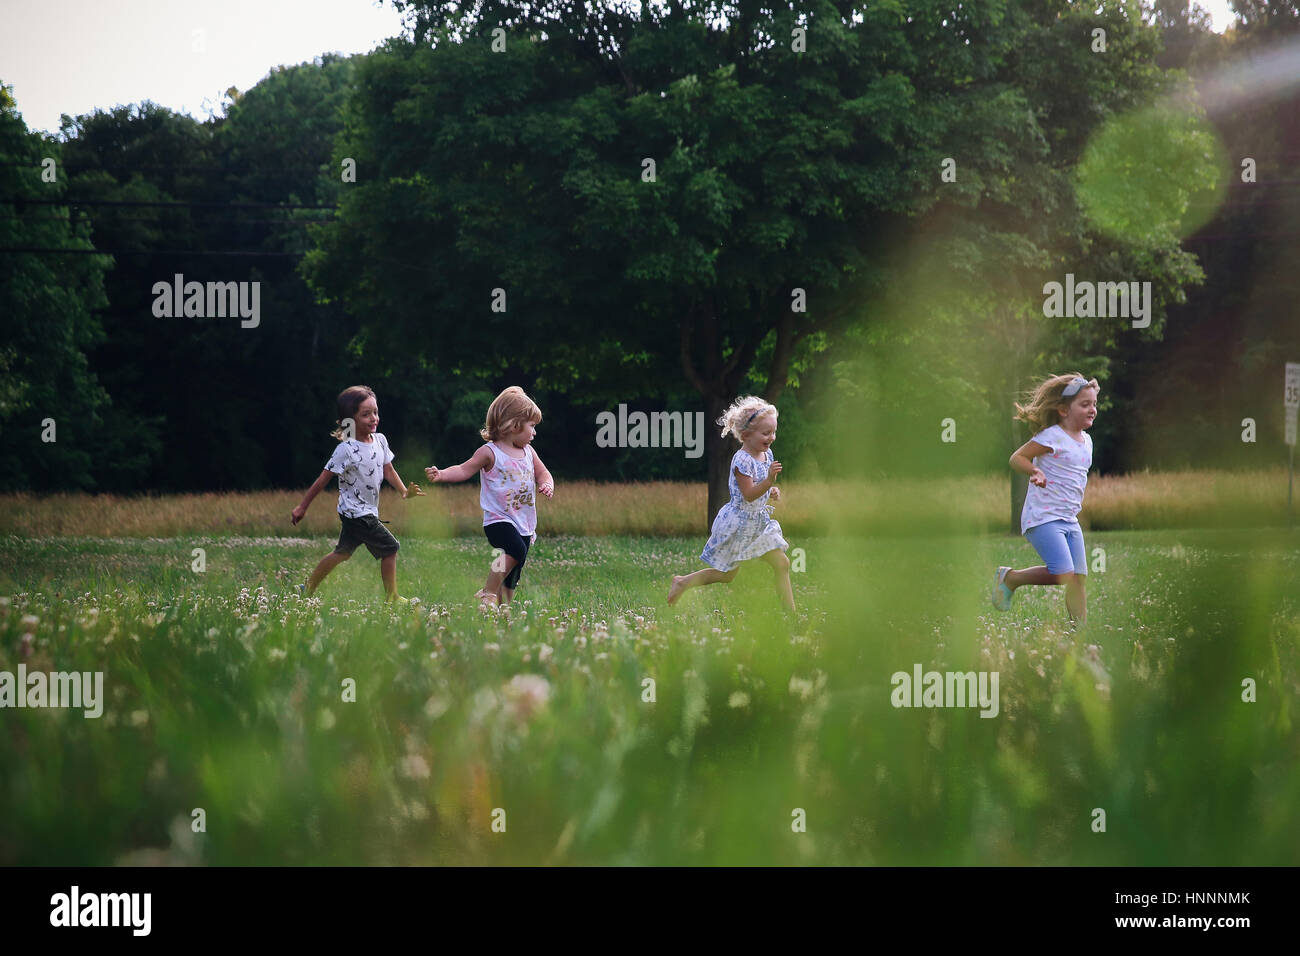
left=991, top=566, right=1013, bottom=611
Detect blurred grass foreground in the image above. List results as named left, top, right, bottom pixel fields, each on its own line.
left=0, top=468, right=1294, bottom=538
left=1, top=529, right=1297, bottom=865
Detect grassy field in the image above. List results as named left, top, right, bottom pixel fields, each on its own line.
left=1, top=526, right=1297, bottom=865
left=0, top=466, right=1294, bottom=538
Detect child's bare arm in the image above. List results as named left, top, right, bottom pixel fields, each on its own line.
left=384, top=462, right=425, bottom=498
left=425, top=446, right=493, bottom=484
left=1010, top=440, right=1052, bottom=487
left=292, top=470, right=334, bottom=524
left=532, top=450, right=555, bottom=498
left=734, top=460, right=783, bottom=503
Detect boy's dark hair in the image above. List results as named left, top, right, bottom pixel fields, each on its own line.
left=332, top=385, right=376, bottom=440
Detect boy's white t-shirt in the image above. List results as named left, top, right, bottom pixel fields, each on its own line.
left=325, top=433, right=393, bottom=518
left=1020, top=424, right=1092, bottom=534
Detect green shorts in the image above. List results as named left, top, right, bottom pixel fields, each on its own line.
left=334, top=514, right=400, bottom=559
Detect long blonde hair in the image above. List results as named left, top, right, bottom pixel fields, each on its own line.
left=1014, top=373, right=1099, bottom=432
left=481, top=386, right=542, bottom=442
left=718, top=395, right=777, bottom=441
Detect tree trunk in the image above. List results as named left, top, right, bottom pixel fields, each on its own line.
left=704, top=391, right=736, bottom=532
left=681, top=302, right=789, bottom=534
left=1010, top=407, right=1027, bottom=535
left=1010, top=470, right=1027, bottom=536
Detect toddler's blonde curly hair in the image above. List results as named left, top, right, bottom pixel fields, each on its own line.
left=717, top=395, right=777, bottom=441
left=481, top=386, right=542, bottom=442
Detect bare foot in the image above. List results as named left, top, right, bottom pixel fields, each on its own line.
left=667, top=575, right=687, bottom=605
left=474, top=588, right=499, bottom=610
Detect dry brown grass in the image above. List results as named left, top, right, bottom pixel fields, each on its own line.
left=0, top=468, right=1292, bottom=538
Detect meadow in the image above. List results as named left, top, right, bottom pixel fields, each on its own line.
left=0, top=466, right=1293, bottom=538
left=1, top=515, right=1297, bottom=865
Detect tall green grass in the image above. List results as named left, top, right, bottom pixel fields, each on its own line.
left=1, top=529, right=1296, bottom=865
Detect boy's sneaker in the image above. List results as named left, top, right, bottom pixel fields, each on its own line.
left=991, top=567, right=1013, bottom=611
left=296, top=583, right=308, bottom=598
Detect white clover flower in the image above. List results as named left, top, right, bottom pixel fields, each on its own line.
left=399, top=754, right=430, bottom=779
left=502, top=674, right=551, bottom=724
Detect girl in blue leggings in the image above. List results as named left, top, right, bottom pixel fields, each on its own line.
left=992, top=373, right=1100, bottom=628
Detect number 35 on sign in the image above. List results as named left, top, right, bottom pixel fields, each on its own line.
left=1285, top=362, right=1299, bottom=446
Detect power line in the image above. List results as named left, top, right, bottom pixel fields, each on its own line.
left=0, top=162, right=330, bottom=174
left=1186, top=233, right=1300, bottom=241
left=0, top=247, right=304, bottom=256
left=0, top=198, right=336, bottom=210
left=0, top=215, right=330, bottom=226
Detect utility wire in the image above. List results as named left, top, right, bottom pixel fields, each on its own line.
left=0, top=162, right=331, bottom=174
left=0, top=247, right=304, bottom=256
left=0, top=215, right=330, bottom=225
left=0, top=198, right=336, bottom=209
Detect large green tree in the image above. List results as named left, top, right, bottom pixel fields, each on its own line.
left=56, top=57, right=380, bottom=491
left=1114, top=0, right=1300, bottom=471
left=310, top=0, right=1214, bottom=525
left=0, top=84, right=114, bottom=490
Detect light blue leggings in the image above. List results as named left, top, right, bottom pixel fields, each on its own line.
left=1023, top=519, right=1087, bottom=575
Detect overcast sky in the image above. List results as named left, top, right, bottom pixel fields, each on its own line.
left=2, top=0, right=407, bottom=134
left=2, top=0, right=1237, bottom=136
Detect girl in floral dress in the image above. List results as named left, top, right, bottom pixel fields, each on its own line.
left=667, top=396, right=794, bottom=611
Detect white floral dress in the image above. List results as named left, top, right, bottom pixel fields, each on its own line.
left=700, top=449, right=789, bottom=572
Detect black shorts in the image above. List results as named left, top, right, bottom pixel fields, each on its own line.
left=484, top=521, right=531, bottom=589
left=334, top=514, right=400, bottom=559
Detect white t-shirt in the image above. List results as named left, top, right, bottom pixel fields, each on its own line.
left=325, top=433, right=393, bottom=518
left=1020, top=424, right=1092, bottom=534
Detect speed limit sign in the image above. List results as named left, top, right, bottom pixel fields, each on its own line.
left=1287, top=364, right=1300, bottom=448
left=1288, top=364, right=1299, bottom=523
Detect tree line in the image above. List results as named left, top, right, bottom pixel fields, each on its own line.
left=1, top=1, right=1297, bottom=527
